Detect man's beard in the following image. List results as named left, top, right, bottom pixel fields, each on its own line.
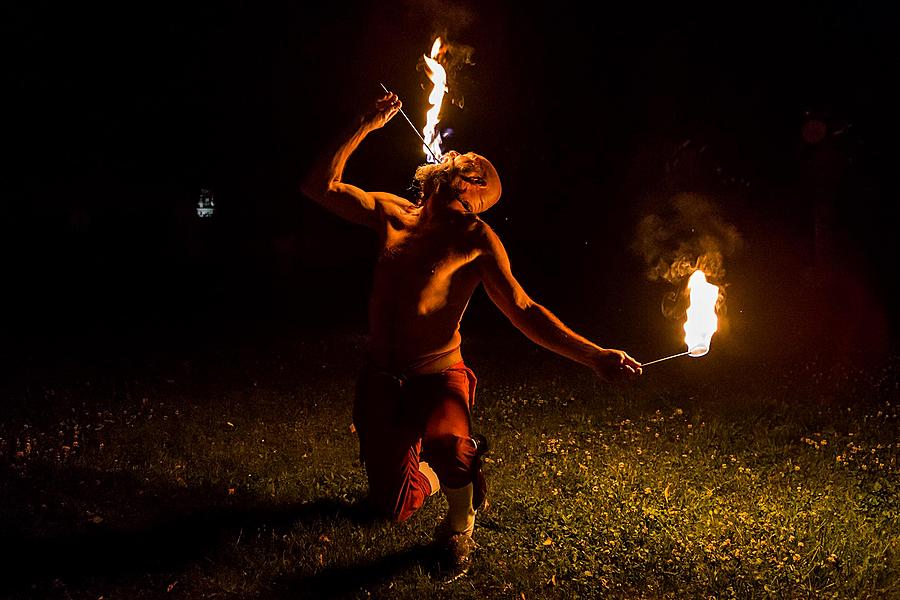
left=415, top=162, right=470, bottom=207
left=413, top=161, right=453, bottom=202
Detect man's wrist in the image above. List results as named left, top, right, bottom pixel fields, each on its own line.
left=581, top=345, right=604, bottom=367
left=356, top=114, right=377, bottom=132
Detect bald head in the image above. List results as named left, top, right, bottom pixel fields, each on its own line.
left=413, top=151, right=502, bottom=214
left=442, top=151, right=502, bottom=214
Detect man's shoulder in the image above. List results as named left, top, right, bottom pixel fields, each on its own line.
left=464, top=217, right=503, bottom=255
left=477, top=217, right=504, bottom=239
left=373, top=193, right=421, bottom=229
left=373, top=192, right=418, bottom=211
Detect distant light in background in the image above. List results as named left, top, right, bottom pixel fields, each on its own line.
left=197, top=188, right=215, bottom=218
left=802, top=114, right=828, bottom=144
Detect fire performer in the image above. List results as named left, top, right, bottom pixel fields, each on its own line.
left=301, top=91, right=642, bottom=578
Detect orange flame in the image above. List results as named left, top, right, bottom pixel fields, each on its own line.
left=422, top=37, right=447, bottom=162
left=683, top=270, right=719, bottom=357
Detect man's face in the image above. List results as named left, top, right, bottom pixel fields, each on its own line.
left=442, top=151, right=502, bottom=214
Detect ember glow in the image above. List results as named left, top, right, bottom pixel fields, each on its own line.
left=421, top=37, right=447, bottom=163
left=683, top=270, right=719, bottom=357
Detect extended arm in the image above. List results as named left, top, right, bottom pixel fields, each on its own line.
left=300, top=93, right=408, bottom=229
left=476, top=224, right=641, bottom=382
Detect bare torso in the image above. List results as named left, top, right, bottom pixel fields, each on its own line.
left=368, top=209, right=484, bottom=375
left=301, top=97, right=642, bottom=384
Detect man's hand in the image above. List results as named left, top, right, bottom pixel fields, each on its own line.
left=300, top=90, right=409, bottom=228
left=361, top=92, right=402, bottom=131
left=588, top=348, right=642, bottom=383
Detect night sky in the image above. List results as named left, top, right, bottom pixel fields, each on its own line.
left=6, top=1, right=899, bottom=367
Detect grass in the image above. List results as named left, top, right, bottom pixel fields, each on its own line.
left=1, top=330, right=898, bottom=599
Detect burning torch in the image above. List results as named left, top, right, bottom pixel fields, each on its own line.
left=380, top=37, right=449, bottom=164
left=378, top=83, right=440, bottom=163
left=643, top=269, right=720, bottom=366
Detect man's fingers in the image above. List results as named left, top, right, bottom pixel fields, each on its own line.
left=592, top=349, right=642, bottom=383
left=613, top=353, right=641, bottom=380
left=620, top=353, right=642, bottom=372
left=376, top=93, right=400, bottom=108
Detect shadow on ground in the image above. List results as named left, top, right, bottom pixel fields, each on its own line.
left=0, top=462, right=383, bottom=596
left=274, top=543, right=441, bottom=599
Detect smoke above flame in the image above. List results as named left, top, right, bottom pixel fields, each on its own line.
left=633, top=193, right=742, bottom=320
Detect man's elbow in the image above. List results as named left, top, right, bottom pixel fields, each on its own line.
left=300, top=177, right=323, bottom=202
left=507, top=296, right=538, bottom=325
left=516, top=291, right=536, bottom=312
left=486, top=282, right=535, bottom=323
left=301, top=177, right=336, bottom=204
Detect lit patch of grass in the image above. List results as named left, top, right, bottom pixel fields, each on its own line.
left=1, top=337, right=897, bottom=599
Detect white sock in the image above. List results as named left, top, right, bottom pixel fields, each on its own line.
left=443, top=483, right=476, bottom=537
left=419, top=460, right=440, bottom=496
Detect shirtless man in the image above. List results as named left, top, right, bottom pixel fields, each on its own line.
left=301, top=92, right=642, bottom=578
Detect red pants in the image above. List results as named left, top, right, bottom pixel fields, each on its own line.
left=353, top=361, right=478, bottom=522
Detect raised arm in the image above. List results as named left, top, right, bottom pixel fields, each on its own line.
left=475, top=223, right=642, bottom=382
left=300, top=93, right=412, bottom=229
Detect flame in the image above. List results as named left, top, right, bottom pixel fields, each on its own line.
left=422, top=37, right=447, bottom=163
left=683, top=270, right=719, bottom=357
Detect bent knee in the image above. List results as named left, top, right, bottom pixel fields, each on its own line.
left=424, top=434, right=477, bottom=489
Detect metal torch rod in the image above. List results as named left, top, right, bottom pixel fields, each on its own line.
left=379, top=83, right=440, bottom=162
left=641, top=351, right=690, bottom=367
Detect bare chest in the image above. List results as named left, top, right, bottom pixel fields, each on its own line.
left=375, top=224, right=480, bottom=314
left=380, top=226, right=472, bottom=275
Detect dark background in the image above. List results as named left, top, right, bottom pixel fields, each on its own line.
left=4, top=1, right=898, bottom=369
